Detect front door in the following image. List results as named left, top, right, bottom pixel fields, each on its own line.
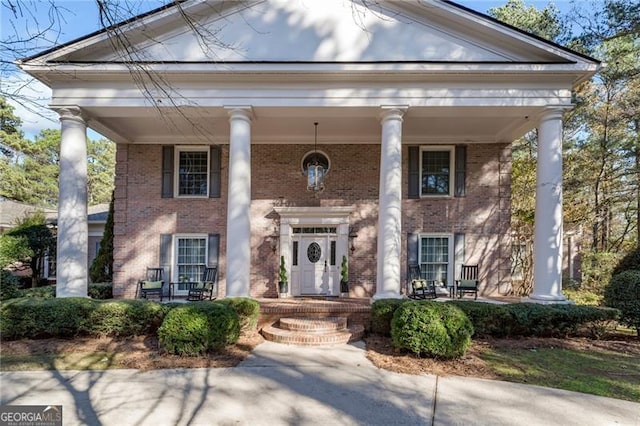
left=291, top=228, right=339, bottom=295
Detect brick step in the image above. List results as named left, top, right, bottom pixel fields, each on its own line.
left=279, top=317, right=347, bottom=332
left=261, top=323, right=365, bottom=346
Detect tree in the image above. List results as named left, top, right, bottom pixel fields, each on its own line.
left=0, top=97, right=116, bottom=206
left=3, top=211, right=56, bottom=288
left=89, top=192, right=114, bottom=283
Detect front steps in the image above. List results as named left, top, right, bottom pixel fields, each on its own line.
left=261, top=316, right=365, bottom=346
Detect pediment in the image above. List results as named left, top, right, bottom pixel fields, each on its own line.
left=33, top=0, right=586, bottom=65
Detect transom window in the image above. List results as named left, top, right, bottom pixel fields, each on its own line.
left=176, top=148, right=209, bottom=197
left=175, top=236, right=207, bottom=290
left=421, top=147, right=454, bottom=196
left=419, top=235, right=453, bottom=286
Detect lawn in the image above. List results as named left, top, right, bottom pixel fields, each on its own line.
left=480, top=344, right=640, bottom=402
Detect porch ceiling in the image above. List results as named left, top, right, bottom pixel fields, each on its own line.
left=85, top=105, right=540, bottom=145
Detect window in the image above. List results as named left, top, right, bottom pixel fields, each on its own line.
left=420, top=146, right=454, bottom=196
left=175, top=236, right=207, bottom=290
left=176, top=147, right=209, bottom=197
left=419, top=235, right=453, bottom=286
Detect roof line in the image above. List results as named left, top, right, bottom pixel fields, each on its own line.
left=440, top=0, right=600, bottom=64
left=46, top=60, right=577, bottom=65
left=20, top=1, right=186, bottom=62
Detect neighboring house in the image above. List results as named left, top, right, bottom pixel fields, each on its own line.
left=0, top=198, right=108, bottom=281
left=18, top=0, right=599, bottom=301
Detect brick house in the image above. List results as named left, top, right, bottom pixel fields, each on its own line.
left=19, top=0, right=599, bottom=301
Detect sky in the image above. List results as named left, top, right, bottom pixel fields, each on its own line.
left=0, top=0, right=579, bottom=139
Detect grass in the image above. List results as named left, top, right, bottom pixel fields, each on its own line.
left=480, top=346, right=640, bottom=402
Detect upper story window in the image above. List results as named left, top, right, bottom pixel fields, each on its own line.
left=421, top=146, right=454, bottom=196
left=176, top=147, right=209, bottom=197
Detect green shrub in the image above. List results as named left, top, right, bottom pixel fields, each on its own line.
left=217, top=298, right=260, bottom=332
left=158, top=302, right=240, bottom=356
left=446, top=301, right=512, bottom=337
left=371, top=299, right=408, bottom=336
left=0, top=297, right=95, bottom=339
left=563, top=289, right=603, bottom=306
left=18, top=285, right=55, bottom=299
left=88, top=283, right=113, bottom=300
left=0, top=270, right=20, bottom=300
left=448, top=301, right=620, bottom=338
left=89, top=299, right=165, bottom=337
left=391, top=301, right=473, bottom=359
left=611, top=246, right=640, bottom=276
left=605, top=270, right=640, bottom=335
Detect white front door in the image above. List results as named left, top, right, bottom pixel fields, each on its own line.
left=291, top=231, right=340, bottom=295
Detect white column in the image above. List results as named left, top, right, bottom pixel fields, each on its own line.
left=55, top=107, right=88, bottom=297
left=373, top=106, right=407, bottom=300
left=225, top=107, right=253, bottom=297
left=527, top=107, right=568, bottom=303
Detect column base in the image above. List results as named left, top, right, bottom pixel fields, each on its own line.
left=521, top=295, right=574, bottom=305
left=372, top=291, right=404, bottom=301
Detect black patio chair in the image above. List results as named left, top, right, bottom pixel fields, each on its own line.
left=138, top=267, right=165, bottom=301
left=453, top=264, right=479, bottom=300
left=187, top=267, right=218, bottom=301
left=407, top=264, right=437, bottom=300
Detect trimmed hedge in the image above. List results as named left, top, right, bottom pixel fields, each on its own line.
left=18, top=286, right=56, bottom=299
left=89, top=299, right=165, bottom=337
left=611, top=246, right=640, bottom=276
left=605, top=270, right=640, bottom=334
left=448, top=301, right=620, bottom=338
left=0, top=297, right=167, bottom=340
left=0, top=297, right=95, bottom=339
left=371, top=299, right=409, bottom=336
left=391, top=301, right=473, bottom=359
left=88, top=283, right=114, bottom=300
left=0, top=270, right=20, bottom=301
left=217, top=297, right=260, bottom=331
left=158, top=302, right=240, bottom=356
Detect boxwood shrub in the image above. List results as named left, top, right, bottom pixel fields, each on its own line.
left=89, top=299, right=165, bottom=337
left=217, top=297, right=260, bottom=331
left=88, top=283, right=114, bottom=300
left=158, top=302, right=240, bottom=356
left=391, top=301, right=473, bottom=359
left=371, top=298, right=409, bottom=336
left=448, top=301, right=620, bottom=338
left=0, top=297, right=95, bottom=339
left=605, top=270, right=640, bottom=334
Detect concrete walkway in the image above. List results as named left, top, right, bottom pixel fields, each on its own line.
left=1, top=341, right=638, bottom=426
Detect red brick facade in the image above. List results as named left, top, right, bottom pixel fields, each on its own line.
left=113, top=142, right=511, bottom=298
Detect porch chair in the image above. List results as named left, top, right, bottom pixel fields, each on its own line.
left=407, top=264, right=437, bottom=300
left=138, top=267, right=165, bottom=302
left=453, top=264, right=479, bottom=300
left=187, top=267, right=218, bottom=301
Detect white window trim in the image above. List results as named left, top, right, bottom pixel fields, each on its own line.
left=172, top=234, right=209, bottom=284
left=419, top=145, right=455, bottom=197
left=418, top=233, right=454, bottom=287
left=174, top=146, right=210, bottom=198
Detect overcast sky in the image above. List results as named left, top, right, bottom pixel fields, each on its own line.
left=1, top=0, right=577, bottom=139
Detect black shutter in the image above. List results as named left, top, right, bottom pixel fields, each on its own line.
left=208, top=234, right=220, bottom=266
left=455, top=145, right=466, bottom=197
left=161, top=146, right=174, bottom=198
left=209, top=146, right=221, bottom=198
left=407, top=232, right=419, bottom=284
left=454, top=233, right=465, bottom=280
left=160, top=234, right=172, bottom=296
left=408, top=146, right=419, bottom=199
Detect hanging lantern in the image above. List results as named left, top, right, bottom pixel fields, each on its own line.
left=306, top=122, right=326, bottom=194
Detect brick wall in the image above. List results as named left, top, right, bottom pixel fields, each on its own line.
left=113, top=142, right=511, bottom=298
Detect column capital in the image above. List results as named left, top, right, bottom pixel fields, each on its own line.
left=539, top=106, right=571, bottom=124
left=224, top=106, right=254, bottom=122
left=379, top=105, right=408, bottom=123
left=51, top=106, right=86, bottom=124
